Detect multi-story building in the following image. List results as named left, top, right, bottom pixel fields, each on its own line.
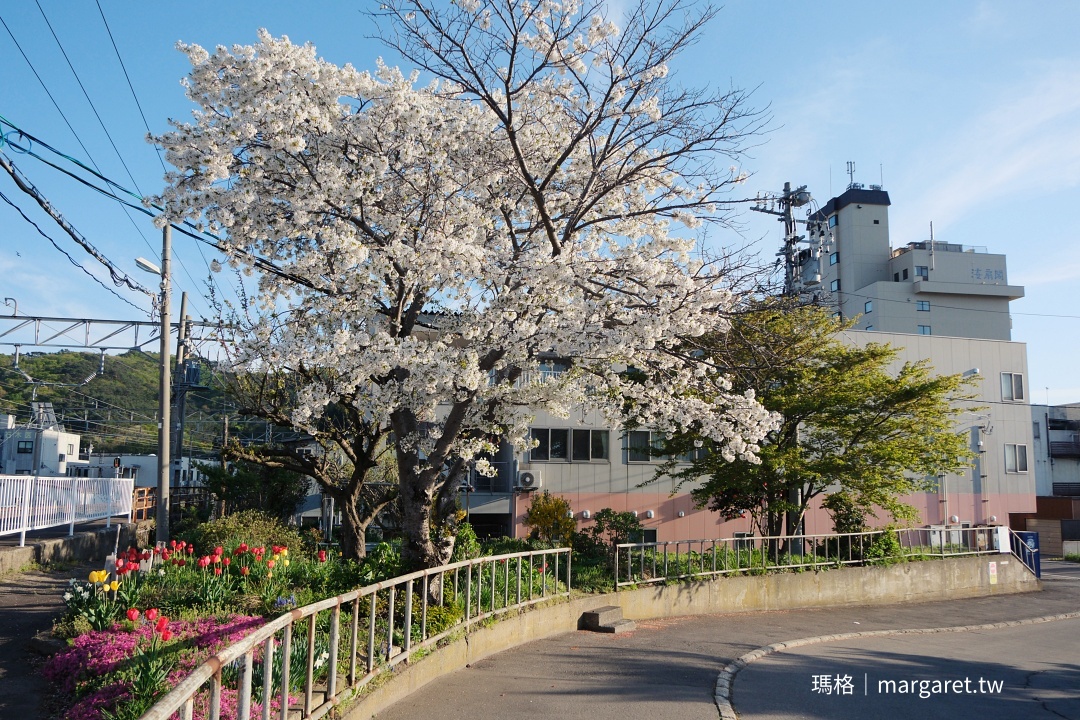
left=463, top=182, right=1036, bottom=540
left=0, top=404, right=81, bottom=476
left=802, top=185, right=1024, bottom=339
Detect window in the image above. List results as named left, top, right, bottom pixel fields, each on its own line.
left=1033, top=422, right=1041, bottom=440
left=893, top=272, right=900, bottom=282
left=917, top=325, right=932, bottom=335
left=68, top=444, right=75, bottom=455
left=829, top=252, right=839, bottom=266
left=1001, top=372, right=1025, bottom=402
left=627, top=430, right=652, bottom=462
left=531, top=428, right=608, bottom=462
left=864, top=301, right=872, bottom=313
left=830, top=279, right=840, bottom=292
left=828, top=215, right=838, bottom=228
left=1004, top=444, right=1028, bottom=473
left=915, top=266, right=929, bottom=279
left=676, top=443, right=708, bottom=463
left=17, top=441, right=32, bottom=454
left=866, top=325, right=873, bottom=331
left=916, top=300, right=930, bottom=312
left=873, top=219, right=880, bottom=225
left=902, top=268, right=909, bottom=280
left=572, top=428, right=610, bottom=461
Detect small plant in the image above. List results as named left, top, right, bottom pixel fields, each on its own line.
left=522, top=491, right=576, bottom=545
left=863, top=529, right=904, bottom=566
left=62, top=571, right=124, bottom=631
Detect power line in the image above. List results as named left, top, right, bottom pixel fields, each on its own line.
left=33, top=0, right=143, bottom=196
left=92, top=0, right=168, bottom=175
left=0, top=151, right=157, bottom=301
left=0, top=119, right=318, bottom=293
left=0, top=9, right=212, bottom=316
left=0, top=187, right=145, bottom=312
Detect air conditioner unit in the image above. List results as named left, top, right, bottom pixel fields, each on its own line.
left=516, top=470, right=542, bottom=490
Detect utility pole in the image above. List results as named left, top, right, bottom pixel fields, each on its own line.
left=170, top=292, right=189, bottom=490
left=751, top=182, right=812, bottom=297
left=156, top=225, right=172, bottom=544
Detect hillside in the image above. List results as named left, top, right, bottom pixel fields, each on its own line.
left=0, top=350, right=273, bottom=455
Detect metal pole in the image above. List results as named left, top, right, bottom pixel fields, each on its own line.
left=170, top=292, right=188, bottom=490
left=156, top=225, right=172, bottom=544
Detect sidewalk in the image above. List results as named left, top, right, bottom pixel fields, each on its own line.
left=372, top=561, right=1080, bottom=720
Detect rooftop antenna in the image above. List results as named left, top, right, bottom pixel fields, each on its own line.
left=930, top=221, right=935, bottom=270
left=846, top=161, right=855, bottom=189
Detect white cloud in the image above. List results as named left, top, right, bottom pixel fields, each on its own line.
left=893, top=67, right=1080, bottom=237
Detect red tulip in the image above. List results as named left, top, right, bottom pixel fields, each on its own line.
left=126, top=608, right=139, bottom=622
left=145, top=608, right=159, bottom=622
left=266, top=560, right=276, bottom=570
left=214, top=546, right=223, bottom=556
left=155, top=617, right=169, bottom=633
left=115, top=558, right=125, bottom=570
left=160, top=629, right=173, bottom=642
left=240, top=566, right=250, bottom=576
left=214, top=567, right=222, bottom=576
left=223, top=557, right=231, bottom=567
left=317, top=550, right=327, bottom=563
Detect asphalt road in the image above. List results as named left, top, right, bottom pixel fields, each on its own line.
left=733, top=618, right=1080, bottom=720
left=375, top=561, right=1080, bottom=720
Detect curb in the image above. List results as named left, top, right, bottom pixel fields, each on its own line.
left=712, top=611, right=1080, bottom=720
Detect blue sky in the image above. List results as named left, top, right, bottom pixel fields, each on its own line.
left=1, top=1, right=1078, bottom=402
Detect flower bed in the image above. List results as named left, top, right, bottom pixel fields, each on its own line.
left=43, top=513, right=386, bottom=720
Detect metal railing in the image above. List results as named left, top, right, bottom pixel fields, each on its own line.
left=614, top=527, right=1013, bottom=589
left=467, top=461, right=514, bottom=493
left=139, top=547, right=571, bottom=720
left=0, top=475, right=133, bottom=546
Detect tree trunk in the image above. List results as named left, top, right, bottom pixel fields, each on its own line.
left=336, top=489, right=369, bottom=561
left=398, top=466, right=453, bottom=571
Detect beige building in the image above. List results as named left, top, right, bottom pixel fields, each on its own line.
left=462, top=183, right=1036, bottom=540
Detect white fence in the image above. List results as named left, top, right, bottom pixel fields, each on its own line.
left=0, top=475, right=134, bottom=546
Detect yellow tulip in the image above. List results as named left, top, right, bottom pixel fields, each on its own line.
left=283, top=559, right=290, bottom=568
left=281, top=548, right=288, bottom=556
left=109, top=580, right=120, bottom=592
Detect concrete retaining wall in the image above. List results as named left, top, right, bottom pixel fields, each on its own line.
left=0, top=523, right=148, bottom=575
left=348, top=555, right=1038, bottom=719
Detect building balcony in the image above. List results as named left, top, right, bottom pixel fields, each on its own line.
left=1050, top=441, right=1080, bottom=459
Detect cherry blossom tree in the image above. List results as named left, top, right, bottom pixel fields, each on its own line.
left=153, top=0, right=778, bottom=570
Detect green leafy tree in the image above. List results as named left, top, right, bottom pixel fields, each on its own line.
left=197, top=458, right=309, bottom=521
left=661, top=299, right=976, bottom=542
left=523, top=491, right=576, bottom=546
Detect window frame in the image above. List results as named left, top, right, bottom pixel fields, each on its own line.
left=829, top=279, right=840, bottom=292
left=1001, top=372, right=1025, bottom=402
left=916, top=300, right=930, bottom=312
left=917, top=325, right=932, bottom=335
left=531, top=427, right=610, bottom=463
left=1004, top=443, right=1029, bottom=473
left=16, top=440, right=33, bottom=454
left=864, top=301, right=872, bottom=313
left=829, top=252, right=839, bottom=266
left=915, top=265, right=929, bottom=279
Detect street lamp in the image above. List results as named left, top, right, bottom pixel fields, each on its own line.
left=135, top=225, right=171, bottom=543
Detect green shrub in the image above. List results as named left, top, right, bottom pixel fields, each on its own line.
left=182, top=510, right=305, bottom=556
left=522, top=491, right=576, bottom=545
left=452, top=523, right=482, bottom=561
left=864, top=529, right=904, bottom=565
